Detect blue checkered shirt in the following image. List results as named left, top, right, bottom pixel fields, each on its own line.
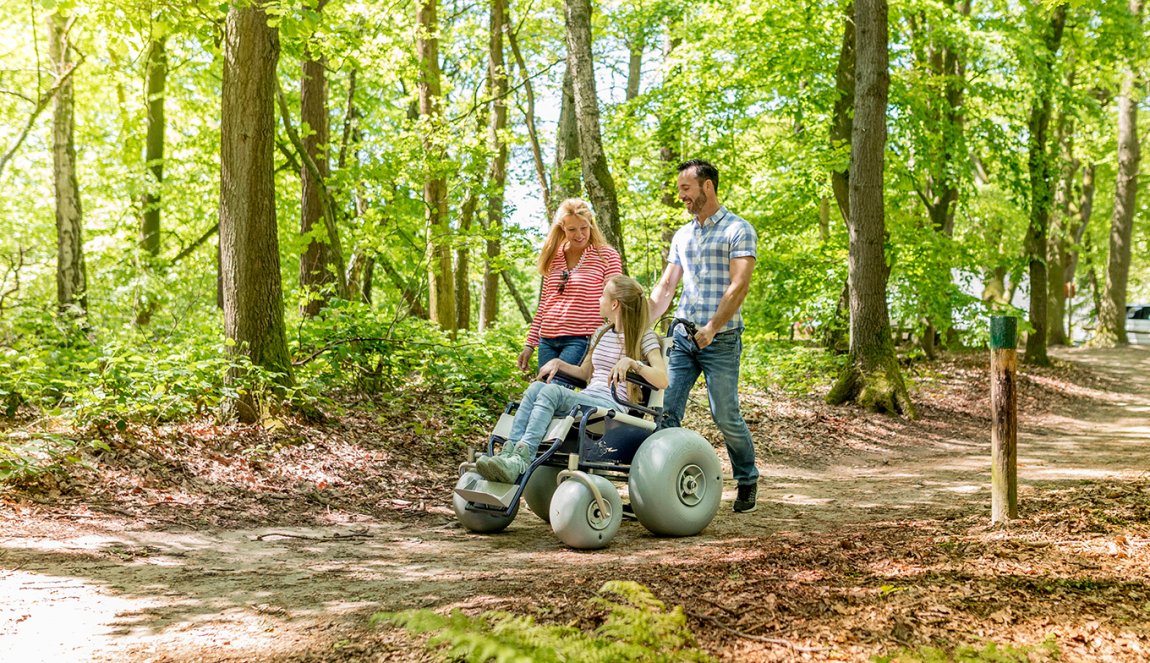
left=668, top=206, right=758, bottom=333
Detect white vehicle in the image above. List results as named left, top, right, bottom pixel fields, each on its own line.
left=1127, top=304, right=1150, bottom=345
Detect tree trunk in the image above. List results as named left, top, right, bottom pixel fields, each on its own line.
left=564, top=0, right=625, bottom=266
left=455, top=183, right=477, bottom=330
left=416, top=0, right=456, bottom=331
left=626, top=36, right=643, bottom=102
left=824, top=0, right=855, bottom=353
left=829, top=0, right=855, bottom=225
left=1046, top=100, right=1078, bottom=347
left=300, top=51, right=334, bottom=317
left=1022, top=4, right=1068, bottom=365
left=1064, top=163, right=1095, bottom=289
left=220, top=2, right=293, bottom=423
left=1097, top=20, right=1142, bottom=346
left=826, top=0, right=914, bottom=418
left=49, top=11, right=87, bottom=317
left=141, top=34, right=166, bottom=257
left=916, top=0, right=970, bottom=355
left=480, top=0, right=509, bottom=333
left=553, top=60, right=582, bottom=204
left=502, top=270, right=533, bottom=323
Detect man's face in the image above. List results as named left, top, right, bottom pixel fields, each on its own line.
left=677, top=170, right=708, bottom=217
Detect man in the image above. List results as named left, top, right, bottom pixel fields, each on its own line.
left=649, top=159, right=760, bottom=513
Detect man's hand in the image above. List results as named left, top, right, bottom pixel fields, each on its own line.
left=694, top=323, right=717, bottom=349
left=517, top=346, right=535, bottom=374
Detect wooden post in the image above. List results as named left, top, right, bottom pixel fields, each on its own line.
left=990, top=315, right=1018, bottom=524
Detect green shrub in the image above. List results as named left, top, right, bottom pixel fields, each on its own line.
left=377, top=580, right=714, bottom=663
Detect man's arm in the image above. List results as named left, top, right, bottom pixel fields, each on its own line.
left=694, top=256, right=755, bottom=349
left=648, top=262, right=683, bottom=320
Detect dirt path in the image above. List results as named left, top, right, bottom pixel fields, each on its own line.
left=2, top=346, right=1149, bottom=661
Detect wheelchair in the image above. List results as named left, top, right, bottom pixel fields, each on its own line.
left=452, top=331, right=722, bottom=549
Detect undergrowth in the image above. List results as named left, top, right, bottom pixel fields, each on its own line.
left=377, top=580, right=714, bottom=663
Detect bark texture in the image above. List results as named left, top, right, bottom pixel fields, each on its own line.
left=416, top=0, right=456, bottom=330
left=220, top=3, right=294, bottom=423
left=479, top=0, right=509, bottom=333
left=49, top=11, right=87, bottom=316
left=826, top=0, right=914, bottom=418
left=300, top=53, right=334, bottom=317
left=1097, top=1, right=1143, bottom=347
left=1022, top=4, right=1068, bottom=365
left=552, top=60, right=582, bottom=203
left=563, top=0, right=625, bottom=266
left=141, top=35, right=166, bottom=257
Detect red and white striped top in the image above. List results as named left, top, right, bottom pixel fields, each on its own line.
left=526, top=243, right=623, bottom=347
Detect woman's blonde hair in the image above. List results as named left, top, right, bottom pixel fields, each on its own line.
left=536, top=198, right=609, bottom=275
left=589, top=275, right=652, bottom=404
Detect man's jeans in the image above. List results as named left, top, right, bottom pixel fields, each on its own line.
left=508, top=381, right=616, bottom=455
left=661, top=328, right=759, bottom=486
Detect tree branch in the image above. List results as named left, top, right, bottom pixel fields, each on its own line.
left=275, top=78, right=350, bottom=298
left=0, top=51, right=85, bottom=180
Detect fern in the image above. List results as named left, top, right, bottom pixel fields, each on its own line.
left=376, top=580, right=715, bottom=663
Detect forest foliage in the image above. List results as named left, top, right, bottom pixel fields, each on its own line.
left=0, top=0, right=1148, bottom=468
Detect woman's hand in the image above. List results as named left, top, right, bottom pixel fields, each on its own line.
left=609, top=357, right=639, bottom=387
left=517, top=346, right=535, bottom=374
left=537, top=358, right=564, bottom=383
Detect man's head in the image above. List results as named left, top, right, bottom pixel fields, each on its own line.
left=676, top=159, right=720, bottom=220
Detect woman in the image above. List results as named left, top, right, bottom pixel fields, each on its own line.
left=518, top=198, right=623, bottom=375
left=479, top=275, right=667, bottom=483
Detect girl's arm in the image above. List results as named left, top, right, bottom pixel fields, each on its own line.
left=609, top=345, right=669, bottom=390
left=538, top=350, right=594, bottom=384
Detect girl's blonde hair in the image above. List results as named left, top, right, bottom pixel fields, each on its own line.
left=536, top=198, right=609, bottom=275
left=589, top=275, right=652, bottom=404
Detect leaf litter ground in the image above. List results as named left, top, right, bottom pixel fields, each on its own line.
left=1, top=345, right=1149, bottom=661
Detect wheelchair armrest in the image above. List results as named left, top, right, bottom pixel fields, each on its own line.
left=551, top=371, right=587, bottom=389
left=610, top=371, right=661, bottom=417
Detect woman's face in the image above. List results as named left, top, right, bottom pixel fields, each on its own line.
left=562, top=214, right=591, bottom=250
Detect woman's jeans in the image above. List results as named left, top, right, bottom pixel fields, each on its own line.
left=507, top=381, right=616, bottom=454
left=660, top=328, right=759, bottom=486
left=538, top=335, right=590, bottom=369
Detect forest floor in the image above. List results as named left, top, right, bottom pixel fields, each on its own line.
left=2, top=344, right=1150, bottom=662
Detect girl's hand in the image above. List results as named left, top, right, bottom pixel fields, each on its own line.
left=537, top=358, right=564, bottom=383
left=609, top=357, right=638, bottom=386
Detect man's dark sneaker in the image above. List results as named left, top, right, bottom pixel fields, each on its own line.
left=733, top=483, right=757, bottom=513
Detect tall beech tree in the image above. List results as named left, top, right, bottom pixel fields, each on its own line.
left=563, top=0, right=624, bottom=266
left=1022, top=3, right=1068, bottom=365
left=906, top=0, right=971, bottom=357
left=1096, top=0, right=1144, bottom=347
left=416, top=0, right=456, bottom=330
left=552, top=61, right=582, bottom=204
left=220, top=2, right=293, bottom=422
left=827, top=0, right=914, bottom=417
left=140, top=31, right=166, bottom=257
left=49, top=10, right=87, bottom=316
left=479, top=0, right=509, bottom=333
left=299, top=0, right=336, bottom=317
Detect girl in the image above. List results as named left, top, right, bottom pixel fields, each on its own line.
left=478, top=275, right=668, bottom=483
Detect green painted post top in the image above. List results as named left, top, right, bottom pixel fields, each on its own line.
left=990, top=316, right=1018, bottom=350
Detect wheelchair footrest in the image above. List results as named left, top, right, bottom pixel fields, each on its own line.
left=455, top=475, right=519, bottom=508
